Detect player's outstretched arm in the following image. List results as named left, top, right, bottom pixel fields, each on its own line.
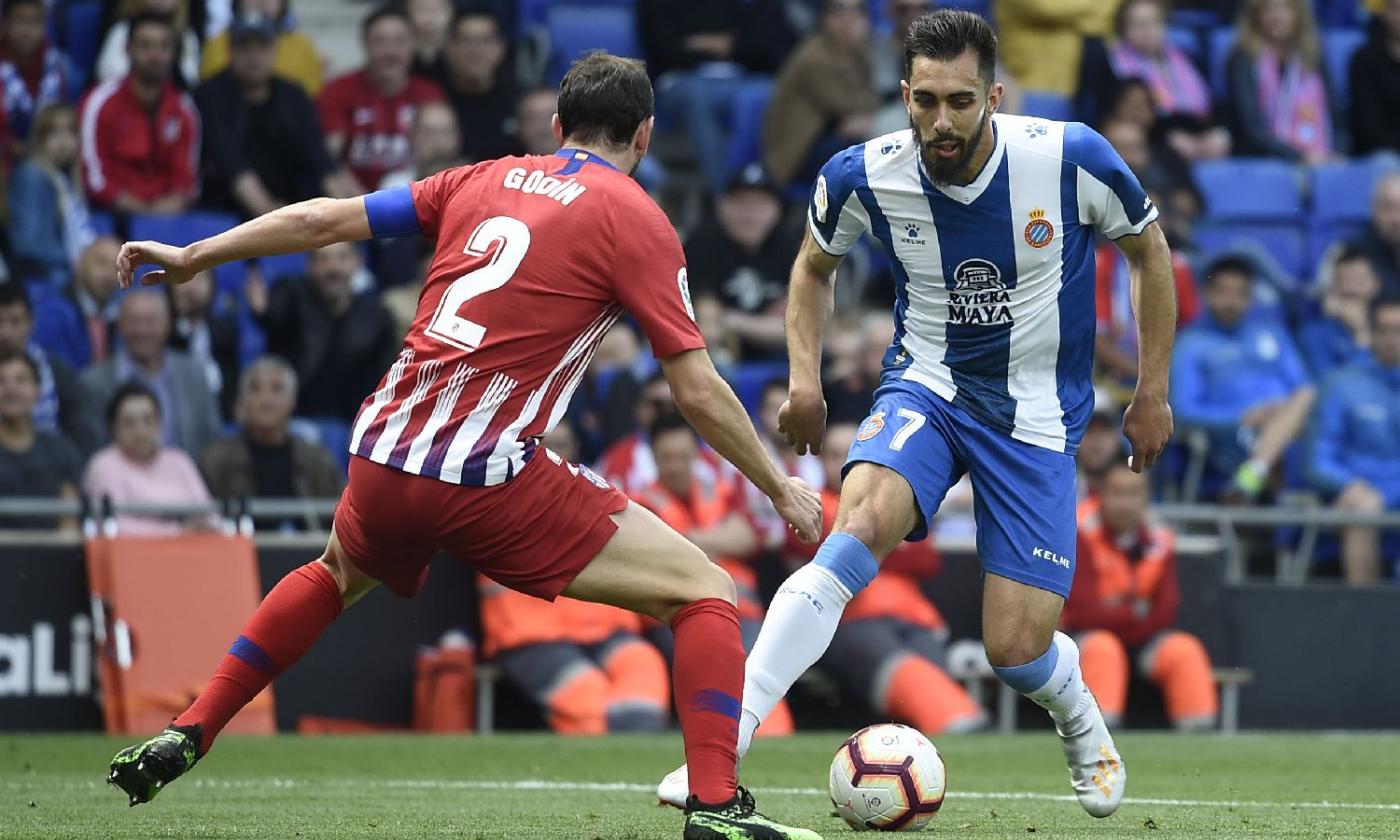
left=660, top=348, right=822, bottom=542
left=117, top=196, right=372, bottom=289
left=1114, top=220, right=1176, bottom=472
left=780, top=228, right=843, bottom=455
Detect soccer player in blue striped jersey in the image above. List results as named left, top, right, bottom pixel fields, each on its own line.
left=658, top=9, right=1176, bottom=817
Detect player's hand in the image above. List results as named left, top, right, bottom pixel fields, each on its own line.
left=778, top=390, right=827, bottom=456
left=1122, top=393, right=1173, bottom=473
left=773, top=477, right=823, bottom=543
left=117, top=240, right=196, bottom=290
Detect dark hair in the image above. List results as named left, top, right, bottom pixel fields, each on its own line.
left=557, top=51, right=653, bottom=149
left=127, top=11, right=176, bottom=44
left=2, top=0, right=42, bottom=18
left=106, top=380, right=162, bottom=431
left=0, top=281, right=32, bottom=316
left=648, top=409, right=695, bottom=444
left=362, top=2, right=410, bottom=41
left=1204, top=255, right=1256, bottom=287
left=1371, top=295, right=1400, bottom=325
left=0, top=348, right=40, bottom=385
left=1334, top=243, right=1370, bottom=267
left=450, top=5, right=500, bottom=38
left=904, top=9, right=997, bottom=87
left=1113, top=0, right=1167, bottom=39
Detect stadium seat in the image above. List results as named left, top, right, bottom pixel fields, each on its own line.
left=723, top=79, right=776, bottom=179
left=53, top=0, right=104, bottom=87
left=1167, top=26, right=1203, bottom=65
left=1020, top=91, right=1073, bottom=122
left=1193, top=159, right=1303, bottom=223
left=518, top=0, right=633, bottom=33
left=1306, top=220, right=1367, bottom=277
left=933, top=0, right=990, bottom=18
left=257, top=252, right=310, bottom=284
left=1169, top=8, right=1223, bottom=29
left=128, top=211, right=247, bottom=294
left=1310, top=160, right=1398, bottom=227
left=292, top=416, right=353, bottom=475
left=88, top=210, right=116, bottom=237
left=1206, top=27, right=1236, bottom=99
left=1195, top=223, right=1305, bottom=280
left=727, top=360, right=788, bottom=416
left=543, top=6, right=639, bottom=85
left=1321, top=28, right=1366, bottom=114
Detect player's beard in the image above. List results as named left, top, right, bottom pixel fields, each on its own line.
left=912, top=113, right=987, bottom=186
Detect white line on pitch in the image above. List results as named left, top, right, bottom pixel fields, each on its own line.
left=11, top=776, right=1400, bottom=812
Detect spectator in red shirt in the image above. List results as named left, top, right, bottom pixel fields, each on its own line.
left=1065, top=463, right=1218, bottom=730
left=78, top=12, right=199, bottom=213
left=318, top=4, right=444, bottom=191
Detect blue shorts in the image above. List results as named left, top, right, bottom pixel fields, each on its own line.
left=844, top=377, right=1078, bottom=598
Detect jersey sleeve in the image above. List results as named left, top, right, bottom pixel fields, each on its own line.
left=1064, top=122, right=1159, bottom=240
left=611, top=197, right=707, bottom=358
left=807, top=145, right=871, bottom=256
left=399, top=164, right=476, bottom=238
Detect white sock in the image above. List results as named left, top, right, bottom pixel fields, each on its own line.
left=1027, top=631, right=1095, bottom=733
left=736, top=563, right=854, bottom=758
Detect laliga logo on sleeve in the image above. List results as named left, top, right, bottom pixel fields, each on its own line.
left=814, top=175, right=829, bottom=223
left=677, top=268, right=696, bottom=322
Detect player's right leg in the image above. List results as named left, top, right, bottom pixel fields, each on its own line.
left=108, top=529, right=378, bottom=805
left=658, top=381, right=961, bottom=808
left=562, top=501, right=820, bottom=840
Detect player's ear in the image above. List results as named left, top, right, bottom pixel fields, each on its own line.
left=551, top=113, right=564, bottom=148
left=986, top=81, right=1004, bottom=117
left=633, top=116, right=654, bottom=158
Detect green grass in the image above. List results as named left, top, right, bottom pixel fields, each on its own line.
left=3, top=732, right=1399, bottom=838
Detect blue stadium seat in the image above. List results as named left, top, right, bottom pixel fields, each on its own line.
left=1195, top=224, right=1305, bottom=280
left=1306, top=220, right=1367, bottom=276
left=1169, top=9, right=1223, bottom=29
left=291, top=416, right=352, bottom=475
left=1206, top=27, right=1236, bottom=99
left=88, top=210, right=116, bottom=237
left=934, top=0, right=990, bottom=18
left=1167, top=26, right=1203, bottom=65
left=727, top=361, right=788, bottom=416
left=723, top=79, right=776, bottom=179
left=257, top=252, right=310, bottom=284
left=543, top=6, right=639, bottom=85
left=53, top=0, right=104, bottom=87
left=1321, top=28, right=1367, bottom=115
left=519, top=0, right=633, bottom=32
left=1310, top=160, right=1398, bottom=226
left=1020, top=91, right=1073, bottom=122
left=128, top=211, right=247, bottom=294
left=1193, top=159, right=1303, bottom=222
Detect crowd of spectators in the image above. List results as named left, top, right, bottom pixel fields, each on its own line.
left=0, top=0, right=1395, bottom=597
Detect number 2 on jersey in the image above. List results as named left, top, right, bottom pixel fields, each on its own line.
left=424, top=215, right=531, bottom=352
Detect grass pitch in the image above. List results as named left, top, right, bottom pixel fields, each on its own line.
left=3, top=732, right=1399, bottom=838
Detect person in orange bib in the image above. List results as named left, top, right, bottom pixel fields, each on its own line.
left=631, top=411, right=794, bottom=737
left=478, top=580, right=671, bottom=734
left=1065, top=462, right=1218, bottom=730
left=788, top=423, right=987, bottom=735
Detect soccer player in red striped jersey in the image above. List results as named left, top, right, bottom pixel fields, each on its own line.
left=106, top=52, right=824, bottom=840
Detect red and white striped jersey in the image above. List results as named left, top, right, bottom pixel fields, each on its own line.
left=349, top=150, right=705, bottom=486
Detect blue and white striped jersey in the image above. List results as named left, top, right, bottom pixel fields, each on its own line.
left=809, top=114, right=1158, bottom=454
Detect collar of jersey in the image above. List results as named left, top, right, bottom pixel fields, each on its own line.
left=919, top=117, right=1005, bottom=205
left=555, top=148, right=620, bottom=172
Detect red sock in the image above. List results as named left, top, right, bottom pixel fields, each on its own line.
left=670, top=598, right=743, bottom=806
left=175, top=562, right=343, bottom=754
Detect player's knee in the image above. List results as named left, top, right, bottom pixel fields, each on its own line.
left=316, top=546, right=375, bottom=605
left=983, top=625, right=1055, bottom=669
left=644, top=554, right=736, bottom=624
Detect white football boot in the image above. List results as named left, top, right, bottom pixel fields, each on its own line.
left=1055, top=694, right=1126, bottom=817
left=656, top=763, right=690, bottom=809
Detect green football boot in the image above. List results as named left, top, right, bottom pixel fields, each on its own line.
left=683, top=786, right=822, bottom=840
left=107, top=724, right=202, bottom=806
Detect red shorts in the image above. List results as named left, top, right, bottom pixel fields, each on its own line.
left=333, top=452, right=629, bottom=600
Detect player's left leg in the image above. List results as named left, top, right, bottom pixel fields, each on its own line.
left=108, top=529, right=379, bottom=805
left=965, top=424, right=1125, bottom=818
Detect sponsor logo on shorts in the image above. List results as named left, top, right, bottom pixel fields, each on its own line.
left=1032, top=546, right=1071, bottom=568
left=856, top=411, right=886, bottom=441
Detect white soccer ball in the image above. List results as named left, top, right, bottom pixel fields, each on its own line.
left=828, top=723, right=947, bottom=831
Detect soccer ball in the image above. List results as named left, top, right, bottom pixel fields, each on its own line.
left=828, top=723, right=946, bottom=831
